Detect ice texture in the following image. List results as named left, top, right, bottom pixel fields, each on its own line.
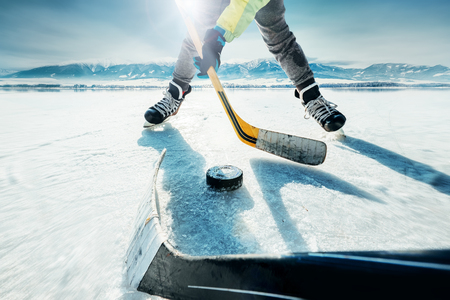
left=1, top=88, right=450, bottom=299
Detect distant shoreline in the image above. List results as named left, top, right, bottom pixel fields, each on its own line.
left=1, top=82, right=450, bottom=90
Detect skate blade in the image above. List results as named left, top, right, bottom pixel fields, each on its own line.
left=321, top=128, right=346, bottom=141
left=143, top=116, right=172, bottom=129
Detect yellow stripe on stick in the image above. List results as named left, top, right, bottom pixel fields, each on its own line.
left=175, top=0, right=259, bottom=147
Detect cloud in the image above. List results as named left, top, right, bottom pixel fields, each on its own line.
left=0, top=0, right=185, bottom=69
left=1, top=0, right=450, bottom=69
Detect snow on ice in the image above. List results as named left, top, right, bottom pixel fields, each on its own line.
left=1, top=87, right=450, bottom=299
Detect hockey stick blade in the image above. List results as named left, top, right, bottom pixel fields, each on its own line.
left=256, top=129, right=326, bottom=165
left=174, top=0, right=327, bottom=166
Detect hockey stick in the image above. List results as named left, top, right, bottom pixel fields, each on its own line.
left=174, top=0, right=327, bottom=166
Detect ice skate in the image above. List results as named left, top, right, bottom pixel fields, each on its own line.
left=144, top=81, right=191, bottom=125
left=296, top=82, right=346, bottom=132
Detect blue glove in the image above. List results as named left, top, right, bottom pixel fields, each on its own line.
left=194, top=26, right=226, bottom=78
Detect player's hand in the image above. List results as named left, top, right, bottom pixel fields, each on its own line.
left=194, top=26, right=226, bottom=78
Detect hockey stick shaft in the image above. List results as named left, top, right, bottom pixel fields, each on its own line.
left=174, top=0, right=259, bottom=147
left=174, top=0, right=327, bottom=165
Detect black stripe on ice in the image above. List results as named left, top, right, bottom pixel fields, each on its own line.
left=130, top=150, right=450, bottom=300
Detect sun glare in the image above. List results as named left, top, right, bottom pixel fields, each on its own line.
left=180, top=0, right=200, bottom=14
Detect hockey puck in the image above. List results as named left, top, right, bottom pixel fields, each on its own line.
left=206, top=165, right=243, bottom=191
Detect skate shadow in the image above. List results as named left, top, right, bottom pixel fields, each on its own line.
left=137, top=124, right=256, bottom=256
left=250, top=158, right=383, bottom=251
left=339, top=137, right=450, bottom=196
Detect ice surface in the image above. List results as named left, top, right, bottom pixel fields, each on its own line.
left=1, top=87, right=450, bottom=299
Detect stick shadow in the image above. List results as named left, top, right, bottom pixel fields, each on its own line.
left=339, top=137, right=450, bottom=196
left=137, top=124, right=255, bottom=256
left=250, top=158, right=383, bottom=251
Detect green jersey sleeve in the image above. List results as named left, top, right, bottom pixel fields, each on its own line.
left=216, top=0, right=271, bottom=42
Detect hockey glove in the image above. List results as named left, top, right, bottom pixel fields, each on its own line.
left=194, top=26, right=226, bottom=78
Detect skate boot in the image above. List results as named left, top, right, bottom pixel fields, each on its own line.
left=295, top=82, right=346, bottom=132
left=144, top=80, right=192, bottom=125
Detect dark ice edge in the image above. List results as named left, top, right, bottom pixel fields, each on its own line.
left=126, top=149, right=450, bottom=300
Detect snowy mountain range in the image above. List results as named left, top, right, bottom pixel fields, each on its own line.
left=0, top=68, right=17, bottom=77
left=2, top=59, right=450, bottom=83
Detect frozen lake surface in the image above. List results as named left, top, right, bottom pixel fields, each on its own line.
left=1, top=87, right=450, bottom=299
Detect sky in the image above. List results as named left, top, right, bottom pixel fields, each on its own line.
left=0, top=0, right=449, bottom=70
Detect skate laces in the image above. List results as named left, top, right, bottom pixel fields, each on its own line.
left=304, top=95, right=338, bottom=124
left=153, top=89, right=181, bottom=118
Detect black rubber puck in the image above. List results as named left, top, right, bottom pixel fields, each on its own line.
left=206, top=165, right=243, bottom=191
